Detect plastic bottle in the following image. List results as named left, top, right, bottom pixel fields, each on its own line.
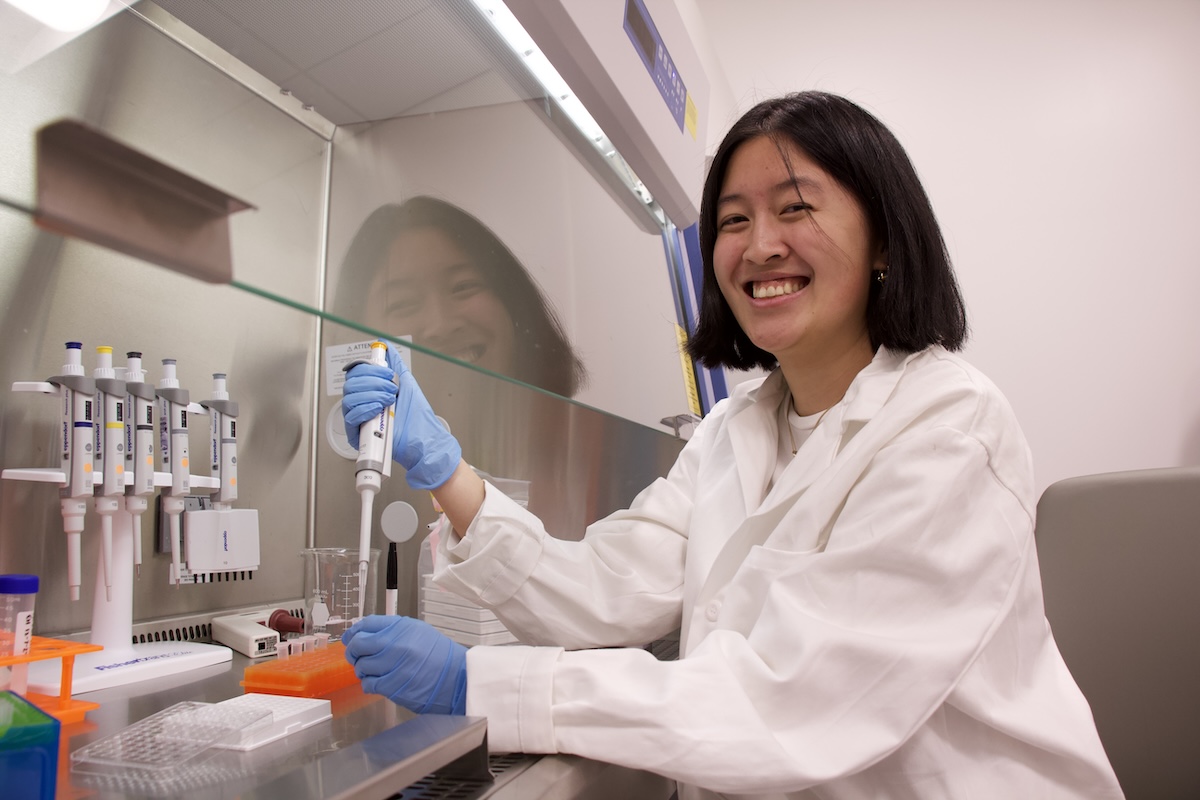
left=0, top=574, right=38, bottom=695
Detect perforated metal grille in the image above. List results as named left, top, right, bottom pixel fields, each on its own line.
left=395, top=753, right=533, bottom=799
left=129, top=604, right=305, bottom=645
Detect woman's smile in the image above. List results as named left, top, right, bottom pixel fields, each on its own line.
left=748, top=276, right=809, bottom=300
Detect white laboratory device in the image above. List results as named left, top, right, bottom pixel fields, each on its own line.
left=211, top=610, right=280, bottom=659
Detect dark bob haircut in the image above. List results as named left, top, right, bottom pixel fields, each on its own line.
left=335, top=196, right=586, bottom=397
left=687, top=91, right=968, bottom=371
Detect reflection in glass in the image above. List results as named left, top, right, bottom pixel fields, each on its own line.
left=334, top=196, right=587, bottom=398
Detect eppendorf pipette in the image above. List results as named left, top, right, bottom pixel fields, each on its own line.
left=157, top=358, right=191, bottom=587
left=201, top=373, right=238, bottom=511
left=353, top=342, right=395, bottom=619
left=123, top=352, right=157, bottom=578
left=92, top=346, right=126, bottom=602
left=51, top=342, right=94, bottom=601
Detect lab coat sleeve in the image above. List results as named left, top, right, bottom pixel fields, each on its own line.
left=433, top=400, right=718, bottom=649
left=468, top=423, right=1034, bottom=793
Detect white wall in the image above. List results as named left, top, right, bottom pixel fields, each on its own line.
left=690, top=0, right=1200, bottom=495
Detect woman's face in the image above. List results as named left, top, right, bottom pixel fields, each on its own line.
left=712, top=135, right=883, bottom=377
left=366, top=226, right=517, bottom=375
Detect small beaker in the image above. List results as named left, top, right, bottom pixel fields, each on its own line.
left=300, top=548, right=379, bottom=638
left=0, top=574, right=38, bottom=695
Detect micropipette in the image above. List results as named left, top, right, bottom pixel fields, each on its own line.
left=352, top=342, right=395, bottom=619
left=156, top=358, right=191, bottom=587
left=123, top=352, right=156, bottom=578
left=200, top=373, right=238, bottom=511
left=50, top=342, right=94, bottom=601
left=92, top=346, right=126, bottom=602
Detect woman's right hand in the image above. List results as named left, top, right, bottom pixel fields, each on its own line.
left=342, top=342, right=462, bottom=490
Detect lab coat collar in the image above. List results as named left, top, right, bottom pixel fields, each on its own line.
left=687, top=348, right=924, bottom=634
left=740, top=346, right=912, bottom=420
left=728, top=346, right=918, bottom=516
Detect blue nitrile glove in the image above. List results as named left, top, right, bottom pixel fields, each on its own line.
left=341, top=615, right=467, bottom=715
left=341, top=343, right=462, bottom=490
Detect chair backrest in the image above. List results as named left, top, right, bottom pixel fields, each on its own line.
left=1035, top=466, right=1200, bottom=799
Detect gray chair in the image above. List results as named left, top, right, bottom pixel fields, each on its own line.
left=1035, top=467, right=1200, bottom=799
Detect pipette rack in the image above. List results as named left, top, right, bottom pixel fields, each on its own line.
left=0, top=636, right=102, bottom=724
left=241, top=642, right=359, bottom=698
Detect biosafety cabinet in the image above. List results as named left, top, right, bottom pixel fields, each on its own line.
left=0, top=0, right=713, bottom=796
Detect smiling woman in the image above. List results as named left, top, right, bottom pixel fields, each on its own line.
left=336, top=92, right=1124, bottom=800
left=336, top=196, right=587, bottom=398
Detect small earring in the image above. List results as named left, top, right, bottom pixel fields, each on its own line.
left=874, top=269, right=889, bottom=285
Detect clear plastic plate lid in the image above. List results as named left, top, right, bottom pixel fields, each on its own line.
left=71, top=700, right=271, bottom=794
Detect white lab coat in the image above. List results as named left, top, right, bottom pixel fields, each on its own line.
left=434, top=346, right=1124, bottom=799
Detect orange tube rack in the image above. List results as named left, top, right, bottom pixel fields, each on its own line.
left=241, top=642, right=359, bottom=698
left=0, top=635, right=103, bottom=724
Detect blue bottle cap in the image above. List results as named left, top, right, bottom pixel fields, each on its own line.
left=0, top=574, right=38, bottom=594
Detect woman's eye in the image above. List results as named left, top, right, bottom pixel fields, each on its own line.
left=783, top=202, right=812, bottom=215
left=385, top=298, right=422, bottom=318
left=451, top=279, right=485, bottom=298
left=718, top=214, right=748, bottom=230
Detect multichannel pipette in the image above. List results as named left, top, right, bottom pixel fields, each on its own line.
left=156, top=358, right=191, bottom=587
left=92, top=346, right=125, bottom=602
left=353, top=342, right=395, bottom=618
left=50, top=342, right=94, bottom=601
left=122, top=352, right=156, bottom=578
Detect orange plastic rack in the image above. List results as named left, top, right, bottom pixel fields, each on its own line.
left=241, top=642, right=359, bottom=698
left=0, top=635, right=102, bottom=724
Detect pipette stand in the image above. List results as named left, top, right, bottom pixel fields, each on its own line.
left=2, top=466, right=231, bottom=696
left=4, top=372, right=232, bottom=696
left=33, top=510, right=229, bottom=695
left=26, top=490, right=229, bottom=695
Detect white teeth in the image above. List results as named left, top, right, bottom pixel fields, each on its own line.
left=752, top=279, right=803, bottom=299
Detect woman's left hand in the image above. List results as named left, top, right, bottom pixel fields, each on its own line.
left=342, top=615, right=467, bottom=715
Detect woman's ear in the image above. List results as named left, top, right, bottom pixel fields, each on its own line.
left=874, top=244, right=889, bottom=273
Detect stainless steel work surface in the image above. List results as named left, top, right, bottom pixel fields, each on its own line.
left=60, top=652, right=489, bottom=799
left=58, top=650, right=674, bottom=799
